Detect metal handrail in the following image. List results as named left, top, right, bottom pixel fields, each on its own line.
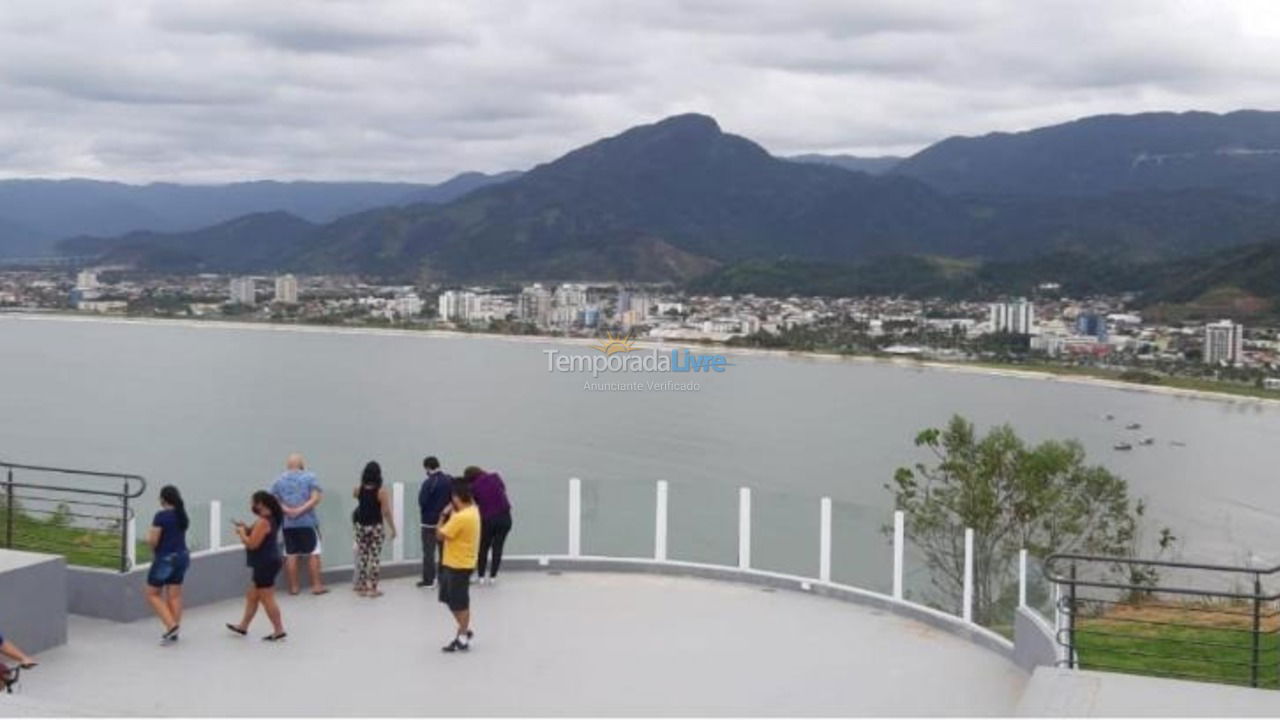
left=0, top=461, right=147, bottom=497
left=1047, top=551, right=1280, bottom=578
left=1044, top=551, right=1280, bottom=689
left=1, top=459, right=148, bottom=572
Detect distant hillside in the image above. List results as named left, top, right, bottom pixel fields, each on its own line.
left=787, top=154, right=902, bottom=175
left=895, top=110, right=1280, bottom=199
left=0, top=172, right=516, bottom=257
left=61, top=212, right=318, bottom=273
left=90, top=114, right=961, bottom=280
left=59, top=111, right=1280, bottom=283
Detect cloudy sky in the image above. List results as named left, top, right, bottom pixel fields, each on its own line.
left=1, top=0, right=1279, bottom=183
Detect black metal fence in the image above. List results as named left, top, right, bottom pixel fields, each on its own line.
left=1045, top=552, right=1280, bottom=689
left=1, top=460, right=147, bottom=572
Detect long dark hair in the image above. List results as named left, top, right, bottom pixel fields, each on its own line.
left=160, top=485, right=189, bottom=532
left=252, top=490, right=284, bottom=528
left=361, top=461, right=383, bottom=490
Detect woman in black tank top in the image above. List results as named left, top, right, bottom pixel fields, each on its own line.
left=352, top=461, right=397, bottom=597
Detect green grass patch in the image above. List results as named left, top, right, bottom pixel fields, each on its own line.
left=1075, top=604, right=1280, bottom=689
left=1, top=505, right=151, bottom=570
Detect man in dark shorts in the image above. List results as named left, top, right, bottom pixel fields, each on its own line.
left=436, top=478, right=480, bottom=652
left=271, top=453, right=328, bottom=595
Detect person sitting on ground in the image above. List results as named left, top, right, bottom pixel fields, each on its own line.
left=465, top=466, right=514, bottom=585
left=416, top=456, right=453, bottom=588
left=227, top=490, right=288, bottom=642
left=352, top=460, right=396, bottom=597
left=271, top=452, right=328, bottom=595
left=436, top=478, right=481, bottom=652
left=144, top=484, right=190, bottom=644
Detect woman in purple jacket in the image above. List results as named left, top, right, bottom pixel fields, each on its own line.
left=463, top=466, right=513, bottom=584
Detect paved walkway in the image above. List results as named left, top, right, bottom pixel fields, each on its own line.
left=9, top=572, right=1027, bottom=716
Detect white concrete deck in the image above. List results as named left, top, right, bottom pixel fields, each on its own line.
left=7, top=571, right=1028, bottom=717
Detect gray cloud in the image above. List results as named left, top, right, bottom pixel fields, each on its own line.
left=0, top=0, right=1276, bottom=182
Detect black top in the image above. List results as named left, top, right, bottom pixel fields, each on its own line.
left=245, top=516, right=280, bottom=568
left=353, top=485, right=382, bottom=526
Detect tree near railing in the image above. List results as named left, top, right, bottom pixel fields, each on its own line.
left=887, top=414, right=1168, bottom=626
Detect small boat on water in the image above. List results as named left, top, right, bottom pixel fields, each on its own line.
left=1104, top=414, right=1115, bottom=420
left=1114, top=442, right=1134, bottom=451
left=1139, top=438, right=1155, bottom=446
left=1170, top=441, right=1187, bottom=447
left=1125, top=423, right=1142, bottom=430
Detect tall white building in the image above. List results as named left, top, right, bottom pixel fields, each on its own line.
left=1203, top=319, right=1244, bottom=365
left=274, top=274, right=298, bottom=304
left=989, top=299, right=1036, bottom=334
left=438, top=290, right=479, bottom=322
left=229, top=277, right=255, bottom=306
left=75, top=270, right=100, bottom=290
left=551, top=283, right=588, bottom=326
left=518, top=284, right=553, bottom=326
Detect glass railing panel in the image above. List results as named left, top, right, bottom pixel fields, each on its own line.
left=183, top=500, right=211, bottom=554
left=903, top=532, right=952, bottom=612
left=830, top=501, right=893, bottom=594
left=503, top=475, right=566, bottom=556
left=398, top=479, right=421, bottom=561
left=581, top=476, right=654, bottom=559
left=751, top=487, right=820, bottom=578
left=665, top=477, right=738, bottom=567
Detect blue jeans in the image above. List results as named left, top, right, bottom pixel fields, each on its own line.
left=147, top=551, right=190, bottom=587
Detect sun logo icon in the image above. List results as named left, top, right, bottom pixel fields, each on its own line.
left=592, top=332, right=636, bottom=356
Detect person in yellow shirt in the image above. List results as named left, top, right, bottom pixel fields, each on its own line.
left=436, top=478, right=481, bottom=652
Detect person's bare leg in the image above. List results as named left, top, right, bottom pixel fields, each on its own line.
left=308, top=553, right=326, bottom=593
left=0, top=640, right=35, bottom=666
left=236, top=587, right=260, bottom=630
left=166, top=585, right=184, bottom=626
left=453, top=609, right=470, bottom=636
left=260, top=588, right=285, bottom=635
left=145, top=585, right=177, bottom=630
left=284, top=555, right=300, bottom=594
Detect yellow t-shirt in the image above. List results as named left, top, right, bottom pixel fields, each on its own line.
left=439, top=504, right=480, bottom=570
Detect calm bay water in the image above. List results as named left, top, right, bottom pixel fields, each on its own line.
left=2, top=314, right=1278, bottom=590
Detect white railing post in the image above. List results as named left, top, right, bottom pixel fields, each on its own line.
left=654, top=480, right=668, bottom=561
left=209, top=500, right=222, bottom=550
left=819, top=497, right=832, bottom=582
left=963, top=527, right=975, bottom=623
left=892, top=510, right=905, bottom=600
left=126, top=515, right=137, bottom=569
left=568, top=477, right=581, bottom=557
left=392, top=482, right=405, bottom=562
left=737, top=487, right=751, bottom=569
left=1018, top=548, right=1028, bottom=608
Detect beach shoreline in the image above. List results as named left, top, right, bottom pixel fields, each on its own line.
left=4, top=310, right=1278, bottom=408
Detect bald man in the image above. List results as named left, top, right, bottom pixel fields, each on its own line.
left=270, top=453, right=328, bottom=595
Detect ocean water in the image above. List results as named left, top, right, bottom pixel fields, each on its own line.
left=2, top=314, right=1277, bottom=593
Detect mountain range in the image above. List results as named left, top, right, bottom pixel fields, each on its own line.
left=0, top=172, right=518, bottom=257
left=26, top=109, right=1280, bottom=312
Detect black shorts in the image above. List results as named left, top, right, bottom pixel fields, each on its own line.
left=252, top=559, right=282, bottom=589
left=438, top=567, right=471, bottom=612
left=282, top=527, right=320, bottom=556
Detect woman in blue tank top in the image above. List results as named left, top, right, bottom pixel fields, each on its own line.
left=226, top=491, right=287, bottom=641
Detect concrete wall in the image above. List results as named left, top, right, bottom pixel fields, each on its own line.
left=1014, top=605, right=1060, bottom=672
left=67, top=547, right=247, bottom=623
left=0, top=549, right=67, bottom=653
